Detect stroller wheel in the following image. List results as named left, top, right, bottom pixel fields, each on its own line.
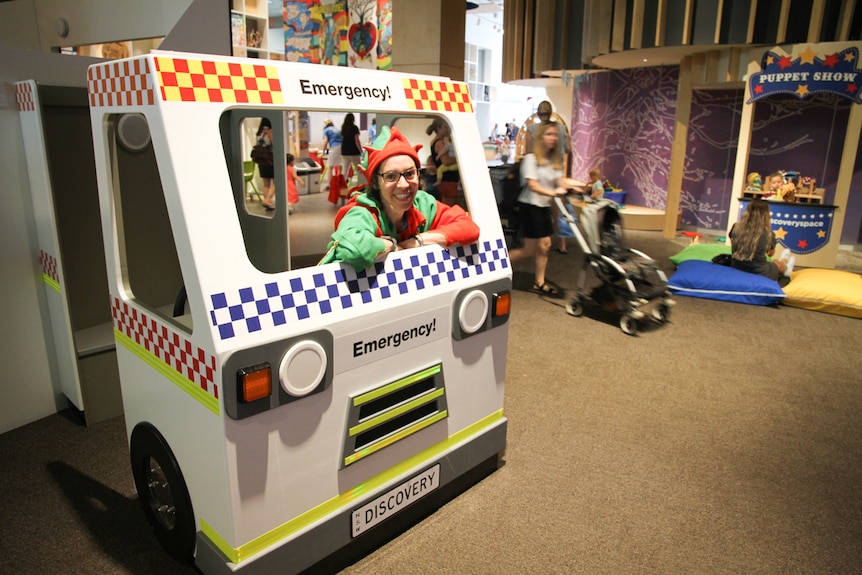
left=652, top=303, right=671, bottom=323
left=565, top=297, right=584, bottom=317
left=620, top=315, right=639, bottom=336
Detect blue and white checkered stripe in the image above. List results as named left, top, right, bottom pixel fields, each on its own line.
left=209, top=240, right=509, bottom=340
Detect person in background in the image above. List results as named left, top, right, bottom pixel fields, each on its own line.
left=322, top=118, right=343, bottom=186
left=339, top=113, right=363, bottom=201
left=319, top=126, right=479, bottom=270
left=367, top=117, right=377, bottom=144
left=523, top=100, right=569, bottom=160
left=763, top=171, right=795, bottom=201
left=426, top=118, right=460, bottom=206
left=340, top=113, right=362, bottom=170
left=286, top=153, right=303, bottom=214
left=508, top=122, right=584, bottom=295
left=256, top=117, right=276, bottom=211
left=424, top=154, right=440, bottom=200
left=729, top=199, right=794, bottom=282
left=500, top=138, right=511, bottom=165
left=587, top=167, right=604, bottom=201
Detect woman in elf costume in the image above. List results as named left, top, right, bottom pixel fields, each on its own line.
left=320, top=126, right=479, bottom=270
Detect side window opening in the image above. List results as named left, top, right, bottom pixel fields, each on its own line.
left=109, top=113, right=191, bottom=333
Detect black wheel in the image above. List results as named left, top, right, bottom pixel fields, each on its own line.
left=620, top=315, right=639, bottom=336
left=130, top=423, right=195, bottom=563
left=565, top=297, right=584, bottom=317
left=652, top=303, right=671, bottom=323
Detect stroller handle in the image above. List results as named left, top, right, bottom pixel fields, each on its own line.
left=554, top=196, right=591, bottom=255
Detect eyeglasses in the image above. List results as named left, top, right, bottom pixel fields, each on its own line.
left=378, top=167, right=419, bottom=184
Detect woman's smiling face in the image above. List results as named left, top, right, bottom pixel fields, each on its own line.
left=377, top=154, right=419, bottom=217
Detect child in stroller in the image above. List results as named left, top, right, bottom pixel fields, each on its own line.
left=555, top=197, right=675, bottom=335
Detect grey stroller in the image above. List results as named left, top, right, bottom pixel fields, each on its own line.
left=555, top=197, right=675, bottom=335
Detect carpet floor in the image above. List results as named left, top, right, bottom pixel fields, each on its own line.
left=2, top=230, right=860, bottom=575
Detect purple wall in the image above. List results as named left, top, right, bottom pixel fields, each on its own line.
left=570, top=67, right=862, bottom=243
left=570, top=67, right=678, bottom=210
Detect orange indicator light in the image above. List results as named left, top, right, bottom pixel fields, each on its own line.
left=493, top=291, right=511, bottom=317
left=239, top=364, right=271, bottom=403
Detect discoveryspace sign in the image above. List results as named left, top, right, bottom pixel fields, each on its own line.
left=748, top=46, right=862, bottom=103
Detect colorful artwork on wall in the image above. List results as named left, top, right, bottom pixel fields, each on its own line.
left=284, top=0, right=391, bottom=70
left=284, top=1, right=319, bottom=62
left=376, top=0, right=392, bottom=70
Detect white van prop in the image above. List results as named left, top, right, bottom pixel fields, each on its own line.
left=86, top=51, right=511, bottom=574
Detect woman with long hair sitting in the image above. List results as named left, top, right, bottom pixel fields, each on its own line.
left=730, top=199, right=794, bottom=282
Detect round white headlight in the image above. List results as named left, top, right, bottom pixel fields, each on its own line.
left=459, top=290, right=489, bottom=335
left=279, top=340, right=327, bottom=397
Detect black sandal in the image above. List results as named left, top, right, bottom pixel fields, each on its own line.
left=531, top=282, right=559, bottom=296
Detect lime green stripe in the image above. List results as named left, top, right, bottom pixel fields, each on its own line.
left=43, top=273, right=61, bottom=293
left=350, top=388, right=445, bottom=436
left=345, top=410, right=448, bottom=466
left=200, top=518, right=237, bottom=563
left=114, top=328, right=219, bottom=416
left=204, top=409, right=504, bottom=563
left=353, top=364, right=441, bottom=407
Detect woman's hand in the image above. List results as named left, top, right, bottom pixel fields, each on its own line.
left=397, top=231, right=446, bottom=250
left=560, top=177, right=587, bottom=192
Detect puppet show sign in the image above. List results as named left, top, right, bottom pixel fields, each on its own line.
left=748, top=46, right=862, bottom=104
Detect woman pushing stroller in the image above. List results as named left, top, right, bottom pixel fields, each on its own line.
left=507, top=122, right=584, bottom=295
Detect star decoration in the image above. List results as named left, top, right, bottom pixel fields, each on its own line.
left=796, top=84, right=810, bottom=97
left=817, top=230, right=826, bottom=239
left=797, top=239, right=808, bottom=250
left=799, top=47, right=817, bottom=64
left=755, top=85, right=764, bottom=94
left=848, top=83, right=858, bottom=95
left=774, top=227, right=788, bottom=240
left=778, top=56, right=792, bottom=70
left=824, top=53, right=840, bottom=68
left=845, top=52, right=856, bottom=63
left=766, top=55, right=775, bottom=66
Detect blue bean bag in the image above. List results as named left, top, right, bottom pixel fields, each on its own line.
left=668, top=259, right=785, bottom=305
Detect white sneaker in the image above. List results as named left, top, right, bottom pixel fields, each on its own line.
left=784, top=255, right=796, bottom=277
left=779, top=248, right=792, bottom=262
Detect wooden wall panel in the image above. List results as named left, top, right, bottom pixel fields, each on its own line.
left=612, top=0, right=628, bottom=51
left=630, top=0, right=645, bottom=48
left=502, top=0, right=856, bottom=80
left=534, top=0, right=554, bottom=72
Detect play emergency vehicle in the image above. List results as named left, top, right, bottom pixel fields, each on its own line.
left=86, top=51, right=510, bottom=573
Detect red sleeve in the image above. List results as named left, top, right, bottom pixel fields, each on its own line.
left=429, top=202, right=480, bottom=246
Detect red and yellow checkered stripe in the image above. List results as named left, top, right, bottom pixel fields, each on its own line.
left=40, top=250, right=59, bottom=284
left=402, top=78, right=473, bottom=113
left=113, top=298, right=219, bottom=414
left=88, top=59, right=155, bottom=108
left=16, top=83, right=35, bottom=112
left=154, top=57, right=283, bottom=104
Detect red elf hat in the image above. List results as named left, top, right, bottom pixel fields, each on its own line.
left=358, top=126, right=423, bottom=184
